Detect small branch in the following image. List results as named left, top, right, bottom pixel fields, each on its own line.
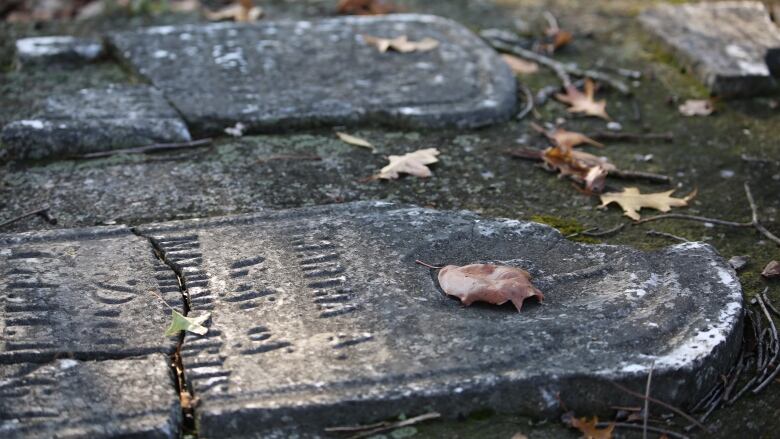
left=516, top=81, right=535, bottom=121
left=415, top=260, right=444, bottom=269
left=325, top=412, right=441, bottom=439
left=0, top=206, right=55, bottom=230
left=588, top=131, right=674, bottom=142
left=745, top=182, right=780, bottom=246
left=646, top=230, right=689, bottom=242
left=753, top=293, right=780, bottom=393
left=581, top=222, right=627, bottom=237
left=76, top=138, right=213, bottom=159
left=634, top=214, right=752, bottom=228
left=611, top=382, right=708, bottom=432
left=643, top=362, right=654, bottom=439
left=608, top=169, right=671, bottom=184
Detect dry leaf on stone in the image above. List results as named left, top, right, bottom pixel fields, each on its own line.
left=164, top=310, right=210, bottom=336
left=363, top=35, right=440, bottom=53
left=336, top=132, right=375, bottom=152
left=337, top=0, right=398, bottom=15
left=206, top=0, right=262, bottom=22
left=541, top=143, right=614, bottom=193
left=501, top=54, right=539, bottom=74
left=762, top=260, right=780, bottom=278
left=679, top=99, right=714, bottom=116
left=599, top=187, right=697, bottom=221
left=533, top=123, right=604, bottom=149
left=556, top=79, right=610, bottom=120
left=376, top=148, right=440, bottom=179
left=436, top=264, right=544, bottom=312
left=569, top=417, right=615, bottom=439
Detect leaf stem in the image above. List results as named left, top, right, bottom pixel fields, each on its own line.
left=415, top=260, right=444, bottom=269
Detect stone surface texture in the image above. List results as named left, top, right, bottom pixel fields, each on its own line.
left=109, top=14, right=516, bottom=135
left=15, top=36, right=104, bottom=66
left=1, top=85, right=191, bottom=160
left=0, top=226, right=183, bottom=363
left=0, top=355, right=180, bottom=439
left=639, top=1, right=780, bottom=97
left=134, top=202, right=743, bottom=437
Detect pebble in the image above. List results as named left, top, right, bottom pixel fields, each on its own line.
left=719, top=169, right=735, bottom=178
left=606, top=121, right=622, bottom=131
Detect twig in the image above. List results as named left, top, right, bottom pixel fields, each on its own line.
left=761, top=289, right=780, bottom=319
left=611, top=382, right=708, bottom=432
left=0, top=206, right=55, bottom=230
left=597, top=422, right=689, bottom=439
left=415, top=260, right=444, bottom=269
left=566, top=227, right=598, bottom=238
left=634, top=214, right=751, bottom=228
left=646, top=230, right=689, bottom=242
left=581, top=222, right=627, bottom=237
left=608, top=169, right=671, bottom=183
left=481, top=31, right=631, bottom=93
left=256, top=154, right=322, bottom=164
left=148, top=289, right=176, bottom=312
left=753, top=293, right=780, bottom=393
left=643, top=362, right=654, bottom=439
left=325, top=412, right=441, bottom=439
left=76, top=138, right=213, bottom=159
left=588, top=131, right=674, bottom=142
left=516, top=81, right=535, bottom=121
left=745, top=182, right=780, bottom=246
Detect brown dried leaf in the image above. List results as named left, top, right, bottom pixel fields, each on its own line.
left=570, top=417, right=615, bottom=439
left=377, top=148, right=440, bottom=179
left=599, top=187, right=697, bottom=221
left=437, top=264, right=544, bottom=312
left=532, top=123, right=604, bottom=149
left=540, top=142, right=614, bottom=193
left=761, top=260, right=780, bottom=278
left=362, top=35, right=439, bottom=53
left=556, top=79, right=610, bottom=120
left=336, top=132, right=375, bottom=152
left=206, top=0, right=262, bottom=22
left=337, top=0, right=398, bottom=15
left=679, top=99, right=714, bottom=116
left=501, top=54, right=539, bottom=74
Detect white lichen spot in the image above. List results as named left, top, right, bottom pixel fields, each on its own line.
left=59, top=359, right=79, bottom=369
left=19, top=120, right=45, bottom=129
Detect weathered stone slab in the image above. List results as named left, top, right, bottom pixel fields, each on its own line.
left=0, top=226, right=183, bottom=364
left=135, top=202, right=743, bottom=437
left=0, top=354, right=180, bottom=438
left=15, top=36, right=104, bottom=67
left=639, top=1, right=780, bottom=97
left=1, top=85, right=192, bottom=160
left=108, top=14, right=516, bottom=135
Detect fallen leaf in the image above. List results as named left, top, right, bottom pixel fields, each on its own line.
left=501, top=54, right=539, bottom=74
left=599, top=187, right=697, bottom=221
left=165, top=310, right=210, bottom=336
left=336, top=132, right=375, bottom=152
left=679, top=99, right=714, bottom=116
left=363, top=35, right=440, bottom=53
left=556, top=79, right=610, bottom=120
left=540, top=142, right=614, bottom=193
left=584, top=165, right=608, bottom=193
left=762, top=260, right=780, bottom=278
left=511, top=434, right=529, bottom=439
left=377, top=148, right=440, bottom=179
left=569, top=417, right=614, bottom=439
left=437, top=264, right=544, bottom=312
left=206, top=0, right=262, bottom=22
left=532, top=123, right=604, bottom=149
left=337, top=0, right=398, bottom=15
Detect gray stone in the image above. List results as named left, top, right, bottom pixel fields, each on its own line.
left=1, top=85, right=191, bottom=160
left=15, top=36, right=104, bottom=67
left=639, top=1, right=780, bottom=97
left=108, top=14, right=516, bottom=135
left=134, top=201, right=742, bottom=437
left=0, top=226, right=183, bottom=364
left=0, top=354, right=180, bottom=438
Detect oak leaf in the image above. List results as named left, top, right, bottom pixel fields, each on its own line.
left=363, top=35, right=439, bottom=53
left=541, top=144, right=614, bottom=192
left=501, top=54, right=539, bottom=74
left=533, top=123, right=604, bottom=149
left=570, top=417, right=614, bottom=439
left=336, top=132, right=375, bottom=152
left=679, top=99, right=714, bottom=116
left=762, top=260, right=780, bottom=279
left=556, top=79, right=610, bottom=120
left=377, top=148, right=440, bottom=179
left=599, top=187, right=697, bottom=221
left=437, top=264, right=544, bottom=312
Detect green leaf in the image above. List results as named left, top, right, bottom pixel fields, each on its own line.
left=164, top=310, right=210, bottom=336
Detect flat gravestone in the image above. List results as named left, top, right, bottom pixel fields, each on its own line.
left=0, top=355, right=180, bottom=438
left=135, top=202, right=743, bottom=437
left=1, top=85, right=192, bottom=160
left=0, top=226, right=183, bottom=363
left=108, top=14, right=516, bottom=135
left=640, top=1, right=780, bottom=97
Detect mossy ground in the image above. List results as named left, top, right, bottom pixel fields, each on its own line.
left=1, top=1, right=779, bottom=437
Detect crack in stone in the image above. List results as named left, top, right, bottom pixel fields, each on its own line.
left=131, top=227, right=197, bottom=437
